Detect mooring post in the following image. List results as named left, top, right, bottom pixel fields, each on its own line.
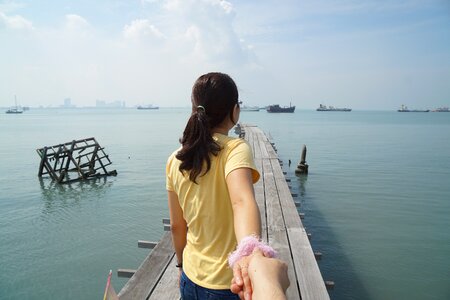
left=295, top=144, right=309, bottom=175
left=37, top=147, right=48, bottom=176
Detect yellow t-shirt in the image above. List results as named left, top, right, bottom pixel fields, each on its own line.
left=166, top=133, right=260, bottom=289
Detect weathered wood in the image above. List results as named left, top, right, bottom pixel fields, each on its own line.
left=118, top=232, right=174, bottom=300
left=118, top=269, right=136, bottom=278
left=138, top=240, right=158, bottom=249
left=262, top=126, right=329, bottom=300
left=296, top=144, right=309, bottom=174
left=263, top=157, right=301, bottom=299
left=247, top=130, right=267, bottom=242
left=314, top=252, right=323, bottom=260
left=325, top=281, right=335, bottom=289
left=37, top=147, right=47, bottom=176
left=148, top=258, right=180, bottom=300
left=58, top=141, right=75, bottom=183
left=36, top=137, right=117, bottom=184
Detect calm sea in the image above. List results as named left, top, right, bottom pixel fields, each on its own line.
left=0, top=108, right=449, bottom=300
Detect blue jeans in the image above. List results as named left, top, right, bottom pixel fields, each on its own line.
left=180, top=271, right=239, bottom=300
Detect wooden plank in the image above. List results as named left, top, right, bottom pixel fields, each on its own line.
left=250, top=125, right=328, bottom=300
left=245, top=126, right=267, bottom=242
left=262, top=157, right=301, bottom=300
left=118, top=232, right=175, bottom=300
left=118, top=269, right=136, bottom=278
left=257, top=132, right=269, bottom=159
left=148, top=258, right=180, bottom=300
left=138, top=240, right=158, bottom=249
left=270, top=157, right=330, bottom=300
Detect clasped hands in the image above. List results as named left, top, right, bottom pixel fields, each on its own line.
left=230, top=248, right=290, bottom=300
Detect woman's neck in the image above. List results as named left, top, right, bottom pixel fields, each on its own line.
left=212, top=116, right=236, bottom=135
left=211, top=127, right=229, bottom=135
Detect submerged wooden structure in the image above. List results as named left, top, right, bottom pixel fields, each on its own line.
left=117, top=124, right=330, bottom=299
left=36, top=137, right=117, bottom=184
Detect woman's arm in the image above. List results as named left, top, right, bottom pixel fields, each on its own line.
left=227, top=167, right=261, bottom=299
left=167, top=190, right=187, bottom=265
left=226, top=167, right=261, bottom=241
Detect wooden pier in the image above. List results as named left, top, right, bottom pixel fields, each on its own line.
left=118, top=124, right=330, bottom=299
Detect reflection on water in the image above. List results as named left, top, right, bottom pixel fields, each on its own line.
left=39, top=177, right=113, bottom=216
left=289, top=170, right=372, bottom=300
left=295, top=173, right=308, bottom=199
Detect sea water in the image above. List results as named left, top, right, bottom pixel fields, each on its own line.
left=0, top=108, right=449, bottom=300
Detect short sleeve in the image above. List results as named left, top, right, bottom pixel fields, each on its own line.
left=225, top=141, right=260, bottom=183
left=166, top=154, right=175, bottom=191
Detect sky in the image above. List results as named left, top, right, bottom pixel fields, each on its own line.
left=1, top=0, right=449, bottom=109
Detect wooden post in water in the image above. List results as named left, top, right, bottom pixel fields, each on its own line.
left=295, top=144, right=309, bottom=175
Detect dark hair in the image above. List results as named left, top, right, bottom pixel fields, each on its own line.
left=176, top=72, right=239, bottom=183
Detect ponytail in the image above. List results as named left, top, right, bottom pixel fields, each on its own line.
left=176, top=72, right=238, bottom=183
left=176, top=108, right=221, bottom=183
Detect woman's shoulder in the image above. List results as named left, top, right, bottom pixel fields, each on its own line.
left=221, top=136, right=251, bottom=155
left=167, top=147, right=182, bottom=164
left=215, top=134, right=246, bottom=148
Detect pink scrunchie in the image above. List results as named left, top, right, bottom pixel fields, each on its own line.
left=228, top=235, right=277, bottom=268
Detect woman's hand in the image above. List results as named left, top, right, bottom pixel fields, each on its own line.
left=230, top=255, right=253, bottom=300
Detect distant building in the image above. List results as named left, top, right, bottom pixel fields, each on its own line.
left=96, top=100, right=126, bottom=108
left=61, top=98, right=76, bottom=108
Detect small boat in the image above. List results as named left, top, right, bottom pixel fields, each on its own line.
left=241, top=106, right=260, bottom=111
left=137, top=104, right=159, bottom=110
left=238, top=101, right=260, bottom=111
left=266, top=103, right=295, bottom=113
left=316, top=104, right=351, bottom=111
left=432, top=107, right=449, bottom=112
left=5, top=95, right=23, bottom=114
left=397, top=105, right=429, bottom=112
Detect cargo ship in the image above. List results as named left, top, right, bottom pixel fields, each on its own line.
left=266, top=103, right=295, bottom=113
left=316, top=104, right=351, bottom=111
left=397, top=105, right=429, bottom=112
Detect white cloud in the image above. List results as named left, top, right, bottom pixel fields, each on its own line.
left=0, top=11, right=33, bottom=30
left=3, top=1, right=446, bottom=109
left=123, top=19, right=165, bottom=40
left=0, top=1, right=263, bottom=107
left=0, top=1, right=26, bottom=13
left=219, top=0, right=233, bottom=14
left=159, top=0, right=257, bottom=67
left=65, top=14, right=89, bottom=31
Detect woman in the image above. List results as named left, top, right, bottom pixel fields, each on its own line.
left=166, top=72, right=262, bottom=299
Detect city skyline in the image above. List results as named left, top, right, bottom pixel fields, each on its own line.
left=1, top=0, right=449, bottom=110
